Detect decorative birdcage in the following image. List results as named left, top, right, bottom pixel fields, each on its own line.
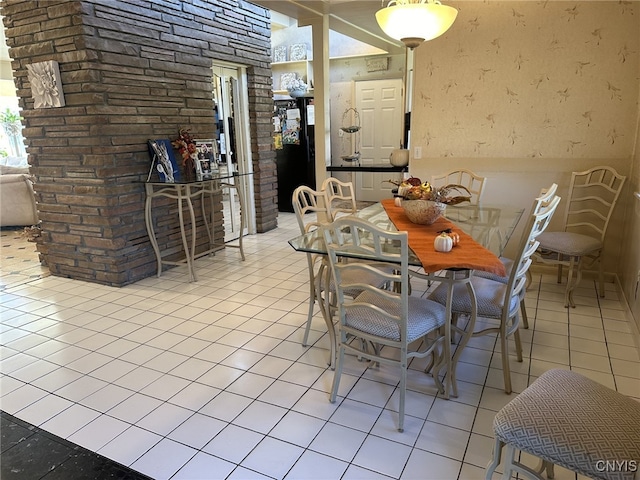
left=340, top=107, right=361, bottom=164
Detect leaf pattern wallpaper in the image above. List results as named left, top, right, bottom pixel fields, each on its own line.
left=411, top=1, right=639, bottom=159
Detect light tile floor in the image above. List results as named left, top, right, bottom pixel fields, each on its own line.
left=1, top=215, right=639, bottom=480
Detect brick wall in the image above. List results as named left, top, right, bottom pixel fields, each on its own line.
left=2, top=0, right=278, bottom=286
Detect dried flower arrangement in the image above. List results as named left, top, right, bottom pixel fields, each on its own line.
left=386, top=177, right=471, bottom=205
left=172, top=128, right=198, bottom=167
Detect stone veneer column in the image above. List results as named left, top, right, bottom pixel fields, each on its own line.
left=2, top=0, right=278, bottom=286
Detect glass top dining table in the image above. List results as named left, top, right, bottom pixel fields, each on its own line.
left=288, top=202, right=525, bottom=266
left=289, top=200, right=525, bottom=399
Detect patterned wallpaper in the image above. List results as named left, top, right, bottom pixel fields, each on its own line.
left=411, top=1, right=639, bottom=159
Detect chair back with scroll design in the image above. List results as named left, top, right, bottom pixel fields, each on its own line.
left=322, top=216, right=448, bottom=432
left=431, top=169, right=486, bottom=205
left=322, top=177, right=357, bottom=221
left=534, top=166, right=625, bottom=307
left=292, top=186, right=332, bottom=354
left=474, top=183, right=558, bottom=330
left=429, top=189, right=561, bottom=394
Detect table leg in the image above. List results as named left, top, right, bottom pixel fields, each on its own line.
left=428, top=270, right=476, bottom=400
left=177, top=187, right=197, bottom=282
left=144, top=189, right=163, bottom=277
left=449, top=279, right=477, bottom=398
left=234, top=181, right=246, bottom=261
left=186, top=188, right=198, bottom=282
left=200, top=191, right=213, bottom=249
left=442, top=275, right=454, bottom=399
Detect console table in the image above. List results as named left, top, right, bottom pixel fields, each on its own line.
left=144, top=173, right=246, bottom=282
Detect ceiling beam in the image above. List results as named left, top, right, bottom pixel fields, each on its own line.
left=253, top=0, right=405, bottom=55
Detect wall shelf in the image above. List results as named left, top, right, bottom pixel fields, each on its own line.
left=271, top=60, right=314, bottom=95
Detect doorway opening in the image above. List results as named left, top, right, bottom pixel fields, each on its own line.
left=353, top=77, right=405, bottom=202
left=212, top=64, right=256, bottom=242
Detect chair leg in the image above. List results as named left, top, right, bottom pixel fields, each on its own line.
left=324, top=294, right=337, bottom=370
left=514, top=325, right=523, bottom=362
left=520, top=297, right=529, bottom=329
left=565, top=256, right=579, bottom=308
left=597, top=253, right=605, bottom=298
left=302, top=280, right=316, bottom=347
left=501, top=444, right=518, bottom=479
left=329, top=342, right=345, bottom=403
left=521, top=272, right=530, bottom=329
left=535, top=459, right=555, bottom=479
left=500, top=319, right=512, bottom=395
left=485, top=437, right=504, bottom=480
left=398, top=359, right=407, bottom=432
left=525, top=269, right=532, bottom=290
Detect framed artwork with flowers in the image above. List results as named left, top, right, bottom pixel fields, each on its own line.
left=26, top=60, right=65, bottom=109
left=147, top=139, right=180, bottom=183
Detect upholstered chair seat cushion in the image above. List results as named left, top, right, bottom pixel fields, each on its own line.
left=429, top=276, right=519, bottom=319
left=346, top=290, right=446, bottom=342
left=537, top=231, right=601, bottom=256
left=493, top=369, right=640, bottom=480
left=474, top=257, right=513, bottom=283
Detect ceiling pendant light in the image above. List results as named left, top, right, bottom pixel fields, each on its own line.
left=375, top=0, right=458, bottom=49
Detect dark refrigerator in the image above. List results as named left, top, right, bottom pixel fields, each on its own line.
left=274, top=97, right=315, bottom=212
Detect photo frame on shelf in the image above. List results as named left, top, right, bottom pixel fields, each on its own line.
left=289, top=43, right=307, bottom=61
left=194, top=139, right=217, bottom=180
left=273, top=45, right=287, bottom=63
left=195, top=157, right=213, bottom=181
left=147, top=139, right=180, bottom=183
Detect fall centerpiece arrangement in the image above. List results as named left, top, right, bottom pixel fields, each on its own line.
left=385, top=176, right=471, bottom=225
left=172, top=128, right=198, bottom=180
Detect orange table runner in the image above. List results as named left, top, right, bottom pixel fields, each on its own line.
left=381, top=198, right=507, bottom=276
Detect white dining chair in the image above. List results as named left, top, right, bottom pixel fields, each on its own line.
left=292, top=186, right=334, bottom=361
left=430, top=169, right=486, bottom=205
left=322, top=216, right=449, bottom=432
left=428, top=189, right=561, bottom=394
left=321, top=177, right=357, bottom=221
left=532, top=166, right=626, bottom=308
left=474, top=183, right=558, bottom=329
left=292, top=186, right=386, bottom=369
left=430, top=169, right=494, bottom=249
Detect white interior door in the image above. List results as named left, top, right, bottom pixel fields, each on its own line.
left=354, top=78, right=404, bottom=202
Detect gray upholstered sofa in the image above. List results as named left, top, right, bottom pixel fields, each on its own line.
left=0, top=164, right=38, bottom=227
